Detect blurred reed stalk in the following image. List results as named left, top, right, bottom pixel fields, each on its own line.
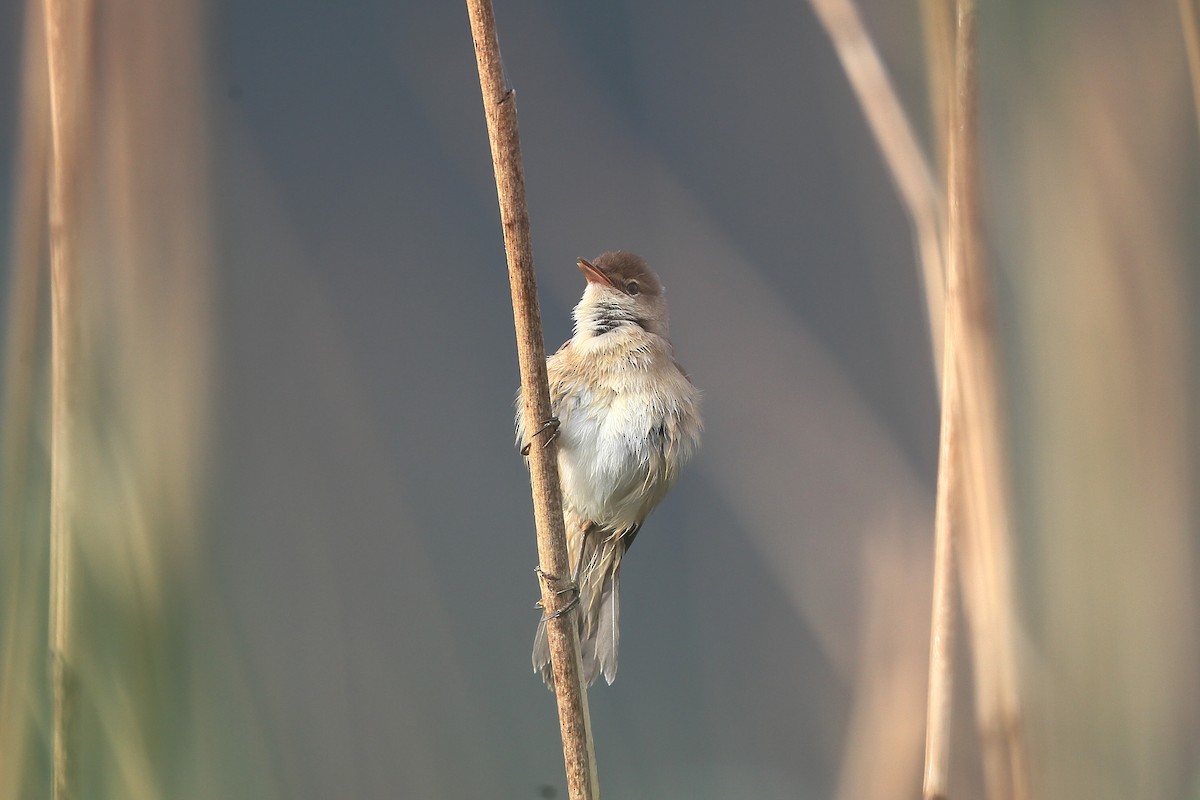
left=1180, top=0, right=1200, bottom=137
left=918, top=4, right=958, bottom=798
left=923, top=249, right=961, bottom=800
left=943, top=1, right=1029, bottom=797
left=803, top=0, right=963, bottom=793
left=806, top=0, right=948, bottom=381
left=42, top=0, right=94, bottom=796
left=810, top=0, right=1031, bottom=796
left=463, top=1, right=600, bottom=798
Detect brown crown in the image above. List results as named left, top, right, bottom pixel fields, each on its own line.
left=590, top=251, right=662, bottom=297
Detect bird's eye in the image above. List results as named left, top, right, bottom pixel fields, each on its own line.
left=626, top=281, right=640, bottom=296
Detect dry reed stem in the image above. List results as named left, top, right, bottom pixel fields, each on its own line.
left=945, top=2, right=1029, bottom=798
left=1179, top=0, right=1200, bottom=138
left=920, top=5, right=970, bottom=795
left=920, top=2, right=959, bottom=797
left=922, top=234, right=961, bottom=800
left=807, top=0, right=948, bottom=380
left=812, top=1, right=1030, bottom=796
left=42, top=0, right=92, bottom=795
left=805, top=0, right=966, bottom=793
left=464, top=2, right=600, bottom=798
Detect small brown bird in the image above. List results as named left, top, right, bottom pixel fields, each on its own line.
left=518, top=251, right=702, bottom=687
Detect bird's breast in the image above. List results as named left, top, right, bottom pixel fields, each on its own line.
left=551, top=354, right=700, bottom=529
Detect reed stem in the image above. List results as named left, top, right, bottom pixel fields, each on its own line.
left=463, top=2, right=600, bottom=798
left=945, top=3, right=1029, bottom=797
left=923, top=265, right=961, bottom=800
left=42, top=0, right=88, bottom=793
left=807, top=0, right=948, bottom=380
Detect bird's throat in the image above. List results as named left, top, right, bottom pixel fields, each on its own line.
left=584, top=301, right=645, bottom=337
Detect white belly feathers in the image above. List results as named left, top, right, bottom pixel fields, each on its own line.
left=553, top=374, right=696, bottom=531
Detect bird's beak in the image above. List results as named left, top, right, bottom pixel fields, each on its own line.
left=577, top=257, right=613, bottom=288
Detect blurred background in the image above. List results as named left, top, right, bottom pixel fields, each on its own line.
left=1, top=0, right=1197, bottom=798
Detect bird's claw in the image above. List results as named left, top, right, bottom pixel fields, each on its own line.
left=534, top=565, right=579, bottom=621
left=521, top=416, right=560, bottom=456
left=540, top=593, right=579, bottom=621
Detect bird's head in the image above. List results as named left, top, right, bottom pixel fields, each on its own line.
left=574, top=251, right=669, bottom=339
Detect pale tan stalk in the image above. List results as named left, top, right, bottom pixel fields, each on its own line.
left=807, top=0, right=947, bottom=379
left=923, top=184, right=961, bottom=800
left=922, top=468, right=957, bottom=800
left=43, top=0, right=93, bottom=795
left=919, top=2, right=959, bottom=797
left=807, top=1, right=966, bottom=793
left=463, top=2, right=600, bottom=798
left=1179, top=0, right=1200, bottom=138
left=946, top=2, right=1029, bottom=798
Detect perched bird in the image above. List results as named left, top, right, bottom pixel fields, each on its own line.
left=518, top=251, right=702, bottom=687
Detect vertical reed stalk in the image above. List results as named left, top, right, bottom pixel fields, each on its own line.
left=946, top=2, right=1029, bottom=797
left=923, top=250, right=961, bottom=800
left=463, top=2, right=600, bottom=798
left=806, top=0, right=948, bottom=380
left=42, top=0, right=91, bottom=795
left=805, top=1, right=965, bottom=793
left=920, top=2, right=959, bottom=796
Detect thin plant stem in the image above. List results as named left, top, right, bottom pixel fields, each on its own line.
left=946, top=2, right=1029, bottom=798
left=1179, top=0, right=1200, bottom=139
left=42, top=0, right=91, bottom=795
left=806, top=1, right=965, bottom=794
left=463, top=2, right=600, bottom=798
left=920, top=2, right=958, bottom=796
left=923, top=225, right=961, bottom=800
left=807, top=0, right=948, bottom=381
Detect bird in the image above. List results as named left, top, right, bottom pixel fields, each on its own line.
left=518, top=251, right=702, bottom=687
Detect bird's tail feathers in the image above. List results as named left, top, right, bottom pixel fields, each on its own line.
left=533, top=523, right=632, bottom=689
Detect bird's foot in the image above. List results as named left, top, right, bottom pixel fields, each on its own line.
left=540, top=594, right=579, bottom=621
left=521, top=417, right=560, bottom=456
left=534, top=565, right=579, bottom=621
